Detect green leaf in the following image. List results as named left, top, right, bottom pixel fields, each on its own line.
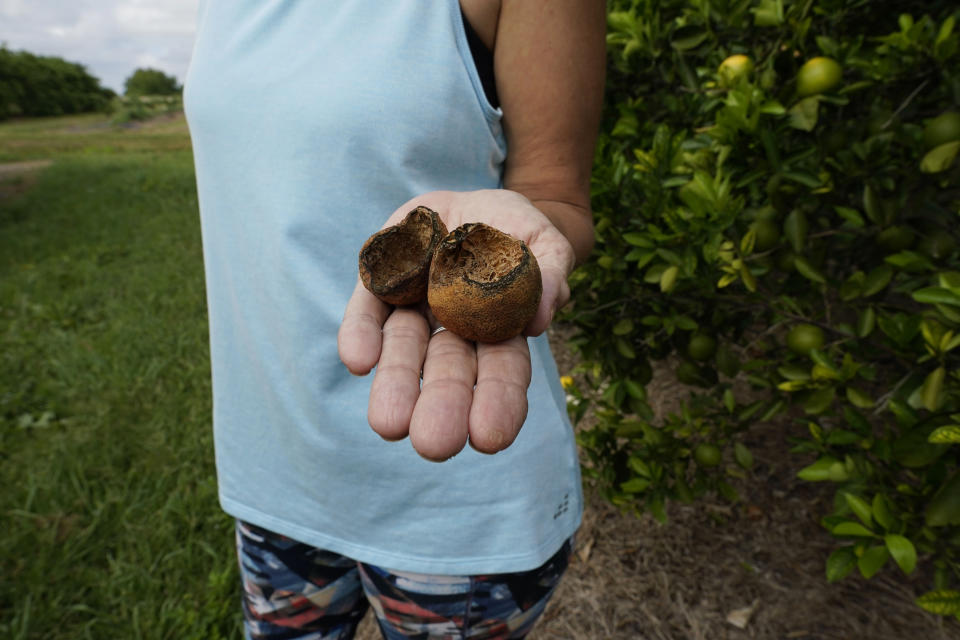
left=788, top=96, right=820, bottom=131
left=781, top=170, right=822, bottom=188
left=759, top=101, right=786, bottom=115
left=885, top=250, right=934, bottom=271
left=611, top=112, right=639, bottom=138
left=613, top=318, right=634, bottom=335
left=616, top=338, right=636, bottom=360
left=723, top=388, right=736, bottom=413
left=622, top=232, right=653, bottom=247
left=832, top=521, right=875, bottom=537
left=913, top=287, right=960, bottom=307
left=621, top=477, right=651, bottom=493
left=920, top=141, right=960, bottom=173
left=804, top=387, right=835, bottom=415
left=783, top=209, right=809, bottom=253
left=846, top=386, right=874, bottom=409
left=863, top=185, right=881, bottom=224
left=834, top=206, right=865, bottom=228
left=922, top=366, right=946, bottom=412
left=857, top=307, right=875, bottom=338
left=825, top=546, right=857, bottom=583
left=778, top=363, right=811, bottom=381
left=739, top=261, right=757, bottom=292
left=794, top=255, right=827, bottom=283
left=734, top=442, right=754, bottom=469
left=647, top=496, right=668, bottom=523
left=884, top=534, right=917, bottom=575
left=844, top=492, right=873, bottom=527
left=928, top=425, right=960, bottom=444
left=660, top=265, right=679, bottom=292
left=623, top=378, right=646, bottom=400
left=670, top=25, right=708, bottom=51
left=644, top=263, right=666, bottom=284
left=751, top=0, right=784, bottom=26
left=925, top=472, right=960, bottom=527
left=862, top=265, right=893, bottom=297
left=857, top=545, right=889, bottom=579
left=840, top=271, right=865, bottom=300
left=872, top=494, right=896, bottom=531
left=740, top=227, right=757, bottom=255
left=797, top=456, right=839, bottom=482
left=915, top=590, right=960, bottom=616
left=940, top=271, right=960, bottom=292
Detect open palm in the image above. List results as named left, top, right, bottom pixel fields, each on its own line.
left=338, top=189, right=576, bottom=461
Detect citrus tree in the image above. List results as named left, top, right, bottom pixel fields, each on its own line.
left=568, top=0, right=960, bottom=616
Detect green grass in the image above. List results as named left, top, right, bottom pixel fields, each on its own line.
left=1, top=115, right=241, bottom=638
left=0, top=113, right=192, bottom=163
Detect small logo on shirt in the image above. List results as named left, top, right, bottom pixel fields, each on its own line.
left=553, top=493, right=570, bottom=520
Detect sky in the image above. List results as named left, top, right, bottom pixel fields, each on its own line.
left=0, top=0, right=199, bottom=93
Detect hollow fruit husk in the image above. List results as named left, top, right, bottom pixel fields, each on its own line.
left=359, top=206, right=448, bottom=305
left=427, top=223, right=542, bottom=343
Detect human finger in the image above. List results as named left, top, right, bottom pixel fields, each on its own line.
left=469, top=336, right=531, bottom=453
left=409, top=330, right=477, bottom=461
left=367, top=308, right=429, bottom=441
left=338, top=280, right=391, bottom=375
left=525, top=262, right=571, bottom=337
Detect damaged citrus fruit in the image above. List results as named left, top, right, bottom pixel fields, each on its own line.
left=428, top=223, right=542, bottom=343
left=359, top=206, right=448, bottom=306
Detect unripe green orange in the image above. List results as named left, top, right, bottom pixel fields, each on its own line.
left=718, top=54, right=754, bottom=87
left=796, top=57, right=842, bottom=97
left=687, top=333, right=717, bottom=362
left=786, top=324, right=825, bottom=355
left=694, top=443, right=722, bottom=467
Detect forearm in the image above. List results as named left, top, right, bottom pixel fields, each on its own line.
left=495, top=0, right=605, bottom=269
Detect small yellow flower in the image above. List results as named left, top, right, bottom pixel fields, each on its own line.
left=560, top=376, right=574, bottom=390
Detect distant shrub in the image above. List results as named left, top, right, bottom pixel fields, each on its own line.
left=0, top=46, right=113, bottom=120
left=109, top=94, right=183, bottom=126
left=124, top=68, right=181, bottom=97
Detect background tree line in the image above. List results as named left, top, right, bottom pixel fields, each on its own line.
left=0, top=46, right=112, bottom=120
left=0, top=45, right=181, bottom=121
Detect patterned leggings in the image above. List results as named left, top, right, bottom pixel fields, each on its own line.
left=235, top=521, right=572, bottom=640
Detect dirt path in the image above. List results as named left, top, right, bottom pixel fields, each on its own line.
left=0, top=159, right=52, bottom=177
left=0, top=159, right=52, bottom=200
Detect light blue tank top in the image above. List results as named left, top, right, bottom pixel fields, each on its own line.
left=184, top=0, right=581, bottom=574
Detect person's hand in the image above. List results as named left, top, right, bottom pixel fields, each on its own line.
left=337, top=189, right=576, bottom=461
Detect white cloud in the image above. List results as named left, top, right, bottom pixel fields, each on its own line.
left=0, top=0, right=29, bottom=18
left=115, top=3, right=196, bottom=36
left=0, top=0, right=198, bottom=92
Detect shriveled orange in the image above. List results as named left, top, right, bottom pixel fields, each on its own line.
left=427, top=223, right=542, bottom=343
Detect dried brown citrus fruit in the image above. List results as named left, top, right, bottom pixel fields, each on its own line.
left=359, top=206, right=448, bottom=306
left=427, top=223, right=542, bottom=343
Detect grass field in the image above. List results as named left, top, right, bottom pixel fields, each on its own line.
left=1, top=114, right=241, bottom=638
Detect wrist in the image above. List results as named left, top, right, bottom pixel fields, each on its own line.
left=529, top=198, right=595, bottom=267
